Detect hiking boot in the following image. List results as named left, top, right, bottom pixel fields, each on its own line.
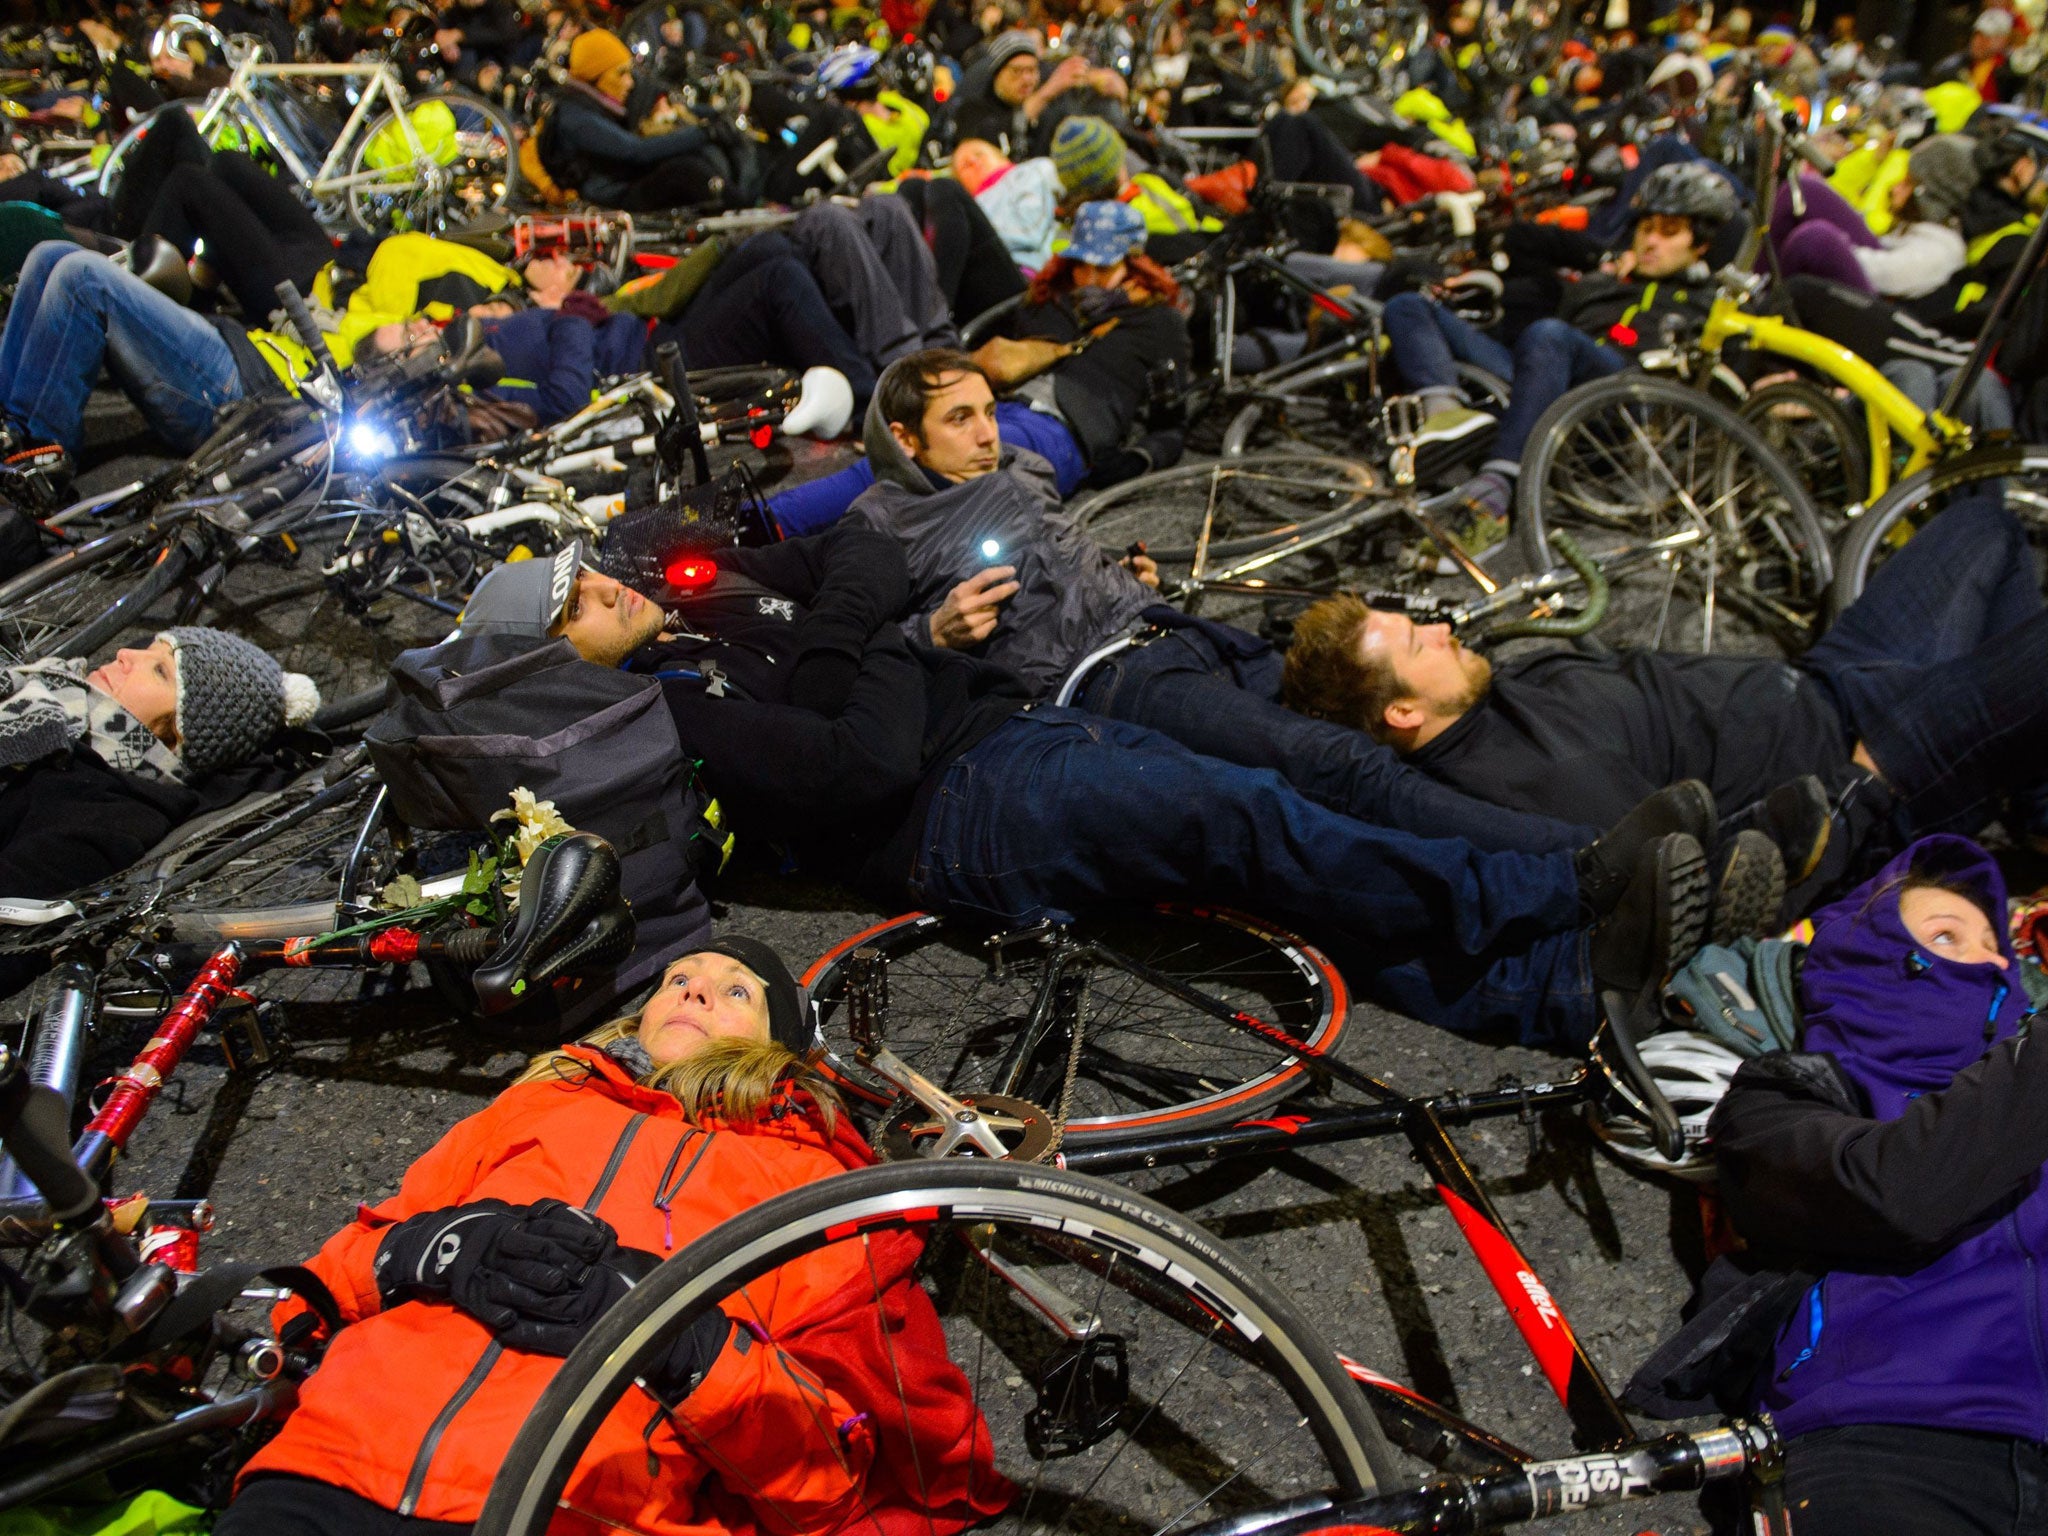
left=1758, top=774, right=1832, bottom=885
left=0, top=436, right=73, bottom=518
left=1411, top=507, right=1510, bottom=576
left=1576, top=779, right=1718, bottom=919
left=1412, top=405, right=1495, bottom=452
left=1710, top=829, right=1786, bottom=946
left=1590, top=831, right=1711, bottom=996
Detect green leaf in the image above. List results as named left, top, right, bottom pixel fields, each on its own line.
left=379, top=874, right=424, bottom=911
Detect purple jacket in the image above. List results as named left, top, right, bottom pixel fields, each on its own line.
left=1757, top=834, right=2040, bottom=1442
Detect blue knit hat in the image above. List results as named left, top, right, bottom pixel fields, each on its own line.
left=1051, top=115, right=1126, bottom=198
left=1064, top=199, right=1147, bottom=266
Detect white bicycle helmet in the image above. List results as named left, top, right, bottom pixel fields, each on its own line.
left=818, top=43, right=881, bottom=92
left=1587, top=1030, right=1744, bottom=1182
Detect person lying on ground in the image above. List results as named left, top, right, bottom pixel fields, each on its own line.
left=1279, top=495, right=2048, bottom=900
left=1769, top=136, right=1977, bottom=301
left=0, top=242, right=343, bottom=506
left=0, top=629, right=320, bottom=1003
left=217, top=937, right=1006, bottom=1536
left=1632, top=834, right=2048, bottom=1536
left=768, top=207, right=1181, bottom=532
left=452, top=525, right=1769, bottom=1050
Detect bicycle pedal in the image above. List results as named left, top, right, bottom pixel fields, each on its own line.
left=218, top=1001, right=278, bottom=1073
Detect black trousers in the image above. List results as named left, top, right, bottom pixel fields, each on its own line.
left=216, top=1474, right=471, bottom=1536
left=889, top=176, right=1026, bottom=327
left=1775, top=1424, right=2048, bottom=1536
left=114, top=107, right=331, bottom=318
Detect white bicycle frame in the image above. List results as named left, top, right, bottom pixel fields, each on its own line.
left=188, top=45, right=440, bottom=204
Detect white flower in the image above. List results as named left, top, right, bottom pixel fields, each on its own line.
left=491, top=787, right=575, bottom=866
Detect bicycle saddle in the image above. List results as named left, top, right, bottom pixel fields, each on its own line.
left=470, top=832, right=636, bottom=1014
left=436, top=317, right=504, bottom=387
left=114, top=234, right=192, bottom=307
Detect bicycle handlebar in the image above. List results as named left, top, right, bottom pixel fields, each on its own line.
left=273, top=280, right=341, bottom=388
left=0, top=1049, right=99, bottom=1224
left=1486, top=529, right=1610, bottom=639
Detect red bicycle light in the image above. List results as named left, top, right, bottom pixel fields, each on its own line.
left=750, top=424, right=774, bottom=449
left=665, top=555, right=719, bottom=590
left=1608, top=323, right=1638, bottom=348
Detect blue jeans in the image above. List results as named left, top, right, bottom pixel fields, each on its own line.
left=768, top=402, right=1088, bottom=537
left=909, top=708, right=1597, bottom=1047
left=0, top=243, right=242, bottom=456
left=1493, top=318, right=1629, bottom=464
left=1381, top=291, right=1513, bottom=396
left=1800, top=497, right=2048, bottom=837
left=1073, top=620, right=1596, bottom=853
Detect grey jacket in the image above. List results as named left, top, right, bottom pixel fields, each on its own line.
left=845, top=394, right=1153, bottom=699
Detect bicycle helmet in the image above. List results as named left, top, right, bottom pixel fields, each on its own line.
left=817, top=42, right=881, bottom=92
left=1586, top=1030, right=1744, bottom=1182
left=1632, top=161, right=1741, bottom=245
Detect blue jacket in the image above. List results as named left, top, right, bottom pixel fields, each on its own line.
left=1752, top=835, right=2043, bottom=1443
left=478, top=310, right=649, bottom=424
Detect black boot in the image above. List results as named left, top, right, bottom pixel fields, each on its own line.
left=1576, top=780, right=1717, bottom=920
left=1709, top=828, right=1786, bottom=946
left=1589, top=831, right=1710, bottom=996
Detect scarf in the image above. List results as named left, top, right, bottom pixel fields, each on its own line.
left=0, top=660, right=185, bottom=782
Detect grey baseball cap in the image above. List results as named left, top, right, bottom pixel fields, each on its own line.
left=458, top=540, right=589, bottom=637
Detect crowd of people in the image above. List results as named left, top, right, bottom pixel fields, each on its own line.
left=4, top=0, right=2048, bottom=1531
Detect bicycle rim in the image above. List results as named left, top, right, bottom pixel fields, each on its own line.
left=0, top=526, right=186, bottom=665
left=1516, top=375, right=1830, bottom=655
left=474, top=1160, right=1395, bottom=1536
left=1826, top=443, right=2048, bottom=619
left=803, top=906, right=1349, bottom=1143
left=1070, top=453, right=1379, bottom=574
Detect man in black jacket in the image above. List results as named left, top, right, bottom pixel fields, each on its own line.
left=1280, top=495, right=2048, bottom=887
left=456, top=526, right=1728, bottom=1050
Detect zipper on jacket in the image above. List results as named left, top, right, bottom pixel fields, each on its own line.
left=394, top=1111, right=651, bottom=1514
left=2017, top=1210, right=2048, bottom=1444
left=651, top=1128, right=717, bottom=1250
left=1777, top=1279, right=1826, bottom=1381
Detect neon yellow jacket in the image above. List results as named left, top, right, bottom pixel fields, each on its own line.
left=327, top=234, right=521, bottom=367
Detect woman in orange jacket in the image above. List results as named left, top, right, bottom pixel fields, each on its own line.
left=217, top=936, right=1008, bottom=1536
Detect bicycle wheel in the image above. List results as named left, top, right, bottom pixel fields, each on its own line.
left=1223, top=357, right=1509, bottom=475
left=1738, top=376, right=1868, bottom=531
left=1516, top=373, right=1832, bottom=655
left=474, top=1159, right=1396, bottom=1536
left=0, top=524, right=192, bottom=666
left=803, top=906, right=1349, bottom=1144
left=347, top=89, right=518, bottom=234
left=1825, top=442, right=2048, bottom=619
left=1070, top=453, right=1381, bottom=578
left=150, top=766, right=390, bottom=942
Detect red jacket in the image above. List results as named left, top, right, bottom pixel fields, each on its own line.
left=1359, top=143, right=1475, bottom=207
left=242, top=1047, right=1010, bottom=1533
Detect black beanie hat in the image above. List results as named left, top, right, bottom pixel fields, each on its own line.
left=688, top=935, right=814, bottom=1056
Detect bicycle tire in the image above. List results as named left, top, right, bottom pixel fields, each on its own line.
left=346, top=88, right=519, bottom=235
left=1516, top=373, right=1832, bottom=655
left=0, top=524, right=191, bottom=666
left=1221, top=358, right=1510, bottom=467
left=1825, top=441, right=2048, bottom=619
left=474, top=1158, right=1396, bottom=1536
left=1738, top=376, right=1868, bottom=530
left=802, top=906, right=1350, bottom=1144
left=1070, top=452, right=1381, bottom=572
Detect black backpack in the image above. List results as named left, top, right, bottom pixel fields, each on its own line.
left=366, top=632, right=726, bottom=997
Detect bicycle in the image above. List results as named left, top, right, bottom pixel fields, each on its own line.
left=0, top=826, right=635, bottom=1510
left=469, top=912, right=1792, bottom=1536
left=98, top=18, right=517, bottom=234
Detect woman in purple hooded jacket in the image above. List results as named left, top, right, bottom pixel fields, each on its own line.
left=1698, top=834, right=2048, bottom=1534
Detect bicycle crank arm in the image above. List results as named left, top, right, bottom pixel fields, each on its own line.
left=860, top=1043, right=1037, bottom=1159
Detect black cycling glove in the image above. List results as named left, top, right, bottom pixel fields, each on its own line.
left=372, top=1198, right=617, bottom=1333
left=486, top=1241, right=736, bottom=1404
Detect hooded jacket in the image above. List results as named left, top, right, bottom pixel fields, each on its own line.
left=242, top=1045, right=1009, bottom=1532
left=845, top=391, right=1152, bottom=698
left=1708, top=836, right=2048, bottom=1444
